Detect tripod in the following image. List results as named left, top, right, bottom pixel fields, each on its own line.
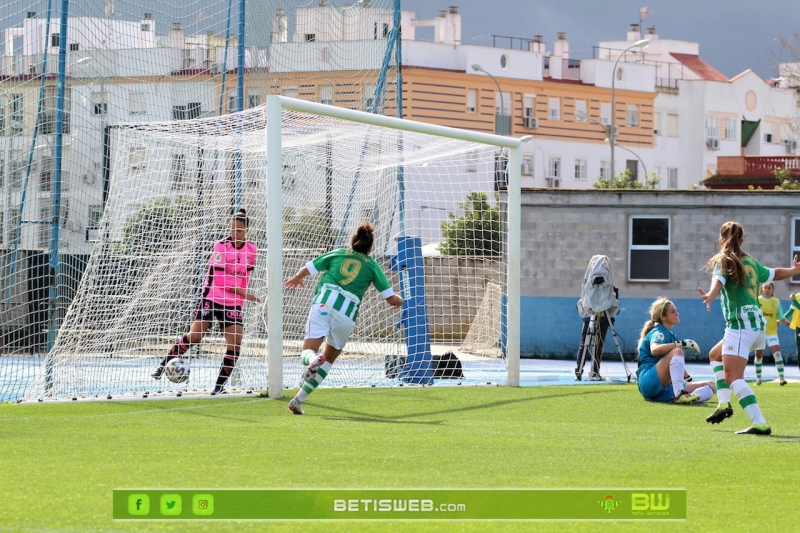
left=574, top=312, right=633, bottom=382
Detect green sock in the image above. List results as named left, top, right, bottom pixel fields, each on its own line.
left=755, top=358, right=762, bottom=380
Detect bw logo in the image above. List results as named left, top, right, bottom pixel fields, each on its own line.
left=631, top=493, right=670, bottom=511
left=598, top=494, right=620, bottom=514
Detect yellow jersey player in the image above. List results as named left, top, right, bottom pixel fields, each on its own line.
left=755, top=282, right=789, bottom=386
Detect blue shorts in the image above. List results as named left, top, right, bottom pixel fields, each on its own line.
left=638, top=366, right=673, bottom=402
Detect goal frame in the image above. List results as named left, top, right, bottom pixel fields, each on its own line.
left=265, top=95, right=522, bottom=398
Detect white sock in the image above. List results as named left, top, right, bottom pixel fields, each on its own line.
left=669, top=356, right=685, bottom=396
left=693, top=385, right=714, bottom=402
left=711, top=361, right=731, bottom=404
left=731, top=379, right=767, bottom=426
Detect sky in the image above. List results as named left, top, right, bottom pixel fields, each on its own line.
left=400, top=0, right=800, bottom=80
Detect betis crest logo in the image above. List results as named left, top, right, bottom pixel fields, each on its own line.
left=599, top=494, right=620, bottom=514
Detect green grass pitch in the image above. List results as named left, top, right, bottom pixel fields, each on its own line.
left=2, top=384, right=799, bottom=532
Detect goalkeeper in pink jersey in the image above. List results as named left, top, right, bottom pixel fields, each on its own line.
left=151, top=209, right=260, bottom=394
left=284, top=221, right=403, bottom=414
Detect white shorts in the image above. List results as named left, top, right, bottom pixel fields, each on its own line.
left=752, top=334, right=780, bottom=352
left=722, top=328, right=766, bottom=359
left=304, top=303, right=356, bottom=350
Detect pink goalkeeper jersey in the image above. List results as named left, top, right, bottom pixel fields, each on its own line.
left=202, top=237, right=258, bottom=307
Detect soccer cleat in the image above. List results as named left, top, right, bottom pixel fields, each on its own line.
left=735, top=424, right=772, bottom=436
left=706, top=403, right=734, bottom=424
left=288, top=397, right=305, bottom=415
left=672, top=390, right=701, bottom=404
left=755, top=379, right=762, bottom=386
left=303, top=354, right=326, bottom=383
left=780, top=379, right=788, bottom=386
left=151, top=365, right=165, bottom=380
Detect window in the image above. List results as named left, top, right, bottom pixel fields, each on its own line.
left=10, top=151, right=23, bottom=186
left=283, top=86, right=298, bottom=99
left=141, top=23, right=151, bottom=32
left=496, top=92, right=510, bottom=116
left=171, top=154, right=187, bottom=189
left=600, top=103, right=611, bottom=125
left=51, top=34, right=60, bottom=48
left=247, top=89, right=260, bottom=108
left=521, top=156, right=534, bottom=175
left=725, top=117, right=737, bottom=140
left=39, top=207, right=50, bottom=247
left=547, top=156, right=560, bottom=178
left=0, top=102, right=5, bottom=132
left=88, top=205, right=103, bottom=229
left=574, top=158, right=587, bottom=180
left=40, top=157, right=53, bottom=191
left=363, top=84, right=376, bottom=111
left=374, top=22, right=389, bottom=39
left=627, top=104, right=639, bottom=127
left=130, top=92, right=147, bottom=115
left=0, top=211, right=3, bottom=244
left=629, top=216, right=670, bottom=282
left=129, top=146, right=147, bottom=173
left=467, top=89, right=477, bottom=113
left=575, top=100, right=587, bottom=122
left=653, top=112, right=660, bottom=135
left=465, top=149, right=479, bottom=173
left=548, top=97, right=560, bottom=120
left=626, top=159, right=638, bottom=182
left=69, top=43, right=79, bottom=51
left=666, top=113, right=678, bottom=137
left=791, top=216, right=800, bottom=283
left=320, top=85, right=334, bottom=106
left=706, top=115, right=719, bottom=139
left=305, top=34, right=316, bottom=42
left=523, top=95, right=534, bottom=121
left=172, top=105, right=186, bottom=120
left=667, top=167, right=678, bottom=189
left=0, top=158, right=4, bottom=187
left=92, top=92, right=107, bottom=115
left=599, top=160, right=610, bottom=180
left=187, top=102, right=201, bottom=119
left=10, top=94, right=23, bottom=123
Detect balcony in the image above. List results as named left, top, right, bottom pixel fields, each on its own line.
left=703, top=155, right=800, bottom=189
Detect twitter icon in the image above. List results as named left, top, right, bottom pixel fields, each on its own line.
left=160, top=494, right=182, bottom=516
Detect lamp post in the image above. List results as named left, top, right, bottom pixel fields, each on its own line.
left=605, top=138, right=648, bottom=181
left=471, top=63, right=508, bottom=135
left=610, top=39, right=649, bottom=180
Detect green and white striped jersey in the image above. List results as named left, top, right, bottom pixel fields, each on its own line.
left=307, top=248, right=394, bottom=321
left=712, top=256, right=774, bottom=331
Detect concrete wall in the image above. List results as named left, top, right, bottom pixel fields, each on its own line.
left=519, top=188, right=800, bottom=361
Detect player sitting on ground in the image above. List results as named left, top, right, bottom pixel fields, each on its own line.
left=636, top=297, right=716, bottom=404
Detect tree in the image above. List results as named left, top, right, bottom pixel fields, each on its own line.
left=440, top=191, right=501, bottom=256
left=773, top=167, right=800, bottom=190
left=593, top=169, right=661, bottom=189
left=121, top=195, right=198, bottom=254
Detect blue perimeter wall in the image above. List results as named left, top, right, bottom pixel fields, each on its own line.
left=521, top=296, right=799, bottom=363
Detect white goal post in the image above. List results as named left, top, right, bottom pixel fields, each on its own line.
left=265, top=95, right=521, bottom=397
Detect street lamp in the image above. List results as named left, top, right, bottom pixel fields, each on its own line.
left=471, top=63, right=508, bottom=135
left=604, top=138, right=647, bottom=181
left=610, top=39, right=649, bottom=180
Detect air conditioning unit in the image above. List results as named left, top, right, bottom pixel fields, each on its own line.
left=521, top=160, right=533, bottom=175
left=524, top=116, right=539, bottom=129
left=782, top=139, right=797, bottom=153
left=545, top=177, right=561, bottom=188
left=706, top=138, right=720, bottom=150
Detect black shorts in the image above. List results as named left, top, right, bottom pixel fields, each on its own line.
left=194, top=299, right=243, bottom=328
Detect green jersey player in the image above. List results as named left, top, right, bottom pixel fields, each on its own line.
left=284, top=221, right=403, bottom=414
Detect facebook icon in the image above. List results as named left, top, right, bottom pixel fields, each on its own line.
left=128, top=494, right=150, bottom=515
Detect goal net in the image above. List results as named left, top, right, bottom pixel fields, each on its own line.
left=20, top=97, right=519, bottom=401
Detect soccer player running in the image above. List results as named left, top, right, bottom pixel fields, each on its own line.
left=754, top=282, right=789, bottom=386
left=284, top=221, right=403, bottom=415
left=151, top=209, right=261, bottom=394
left=784, top=292, right=800, bottom=375
left=636, top=297, right=716, bottom=404
left=699, top=221, right=800, bottom=435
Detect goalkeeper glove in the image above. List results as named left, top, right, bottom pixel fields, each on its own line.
left=678, top=339, right=700, bottom=355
